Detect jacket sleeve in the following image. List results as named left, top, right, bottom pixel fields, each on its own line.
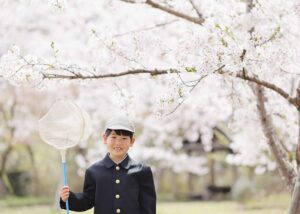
left=60, top=168, right=95, bottom=211
left=139, top=166, right=156, bottom=214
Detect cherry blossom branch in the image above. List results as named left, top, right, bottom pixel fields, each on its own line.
left=121, top=0, right=293, bottom=109
left=120, top=0, right=204, bottom=25
left=6, top=56, right=298, bottom=109
left=91, top=29, right=140, bottom=65
left=113, top=19, right=178, bottom=38
left=42, top=68, right=170, bottom=79
left=145, top=0, right=204, bottom=25
left=166, top=65, right=225, bottom=116
left=188, top=0, right=203, bottom=20
left=219, top=69, right=298, bottom=107
left=238, top=72, right=297, bottom=106
left=119, top=0, right=136, bottom=3
left=5, top=52, right=298, bottom=109
left=165, top=73, right=207, bottom=116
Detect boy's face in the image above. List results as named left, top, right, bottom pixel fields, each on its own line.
left=102, top=130, right=135, bottom=161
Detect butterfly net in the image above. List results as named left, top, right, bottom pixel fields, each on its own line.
left=39, top=99, right=92, bottom=150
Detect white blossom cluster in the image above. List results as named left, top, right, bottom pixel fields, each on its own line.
left=1, top=0, right=300, bottom=175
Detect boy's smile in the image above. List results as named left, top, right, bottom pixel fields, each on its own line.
left=103, top=130, right=135, bottom=163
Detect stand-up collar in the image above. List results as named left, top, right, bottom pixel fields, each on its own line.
left=102, top=153, right=132, bottom=169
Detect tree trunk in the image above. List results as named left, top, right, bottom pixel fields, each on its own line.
left=231, top=165, right=238, bottom=186
left=0, top=145, right=14, bottom=195
left=171, top=171, right=177, bottom=199
left=153, top=167, right=165, bottom=193
left=187, top=173, right=193, bottom=195
left=208, top=158, right=215, bottom=185
left=53, top=176, right=63, bottom=210
left=289, top=169, right=300, bottom=214
left=254, top=85, right=296, bottom=191
left=288, top=83, right=300, bottom=214
left=25, top=144, right=39, bottom=195
left=0, top=145, right=12, bottom=177
left=0, top=177, right=8, bottom=197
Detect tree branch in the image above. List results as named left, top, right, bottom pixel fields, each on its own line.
left=7, top=59, right=298, bottom=111
left=143, top=0, right=204, bottom=25
left=91, top=29, right=140, bottom=65
left=42, top=69, right=171, bottom=80
left=166, top=65, right=224, bottom=116
left=120, top=0, right=136, bottom=3
left=113, top=20, right=178, bottom=38
left=188, top=0, right=203, bottom=20
left=166, top=73, right=207, bottom=116
left=246, top=0, right=255, bottom=12
left=220, top=69, right=298, bottom=107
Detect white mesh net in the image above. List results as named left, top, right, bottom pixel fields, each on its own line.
left=39, top=99, right=92, bottom=150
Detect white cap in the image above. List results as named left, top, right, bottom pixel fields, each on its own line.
left=105, top=117, right=135, bottom=133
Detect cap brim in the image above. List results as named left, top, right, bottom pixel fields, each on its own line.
left=106, top=125, right=134, bottom=133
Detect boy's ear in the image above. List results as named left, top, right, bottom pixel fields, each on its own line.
left=130, top=137, right=135, bottom=147
left=102, top=132, right=107, bottom=144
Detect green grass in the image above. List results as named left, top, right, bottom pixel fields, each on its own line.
left=0, top=194, right=289, bottom=214
left=0, top=196, right=51, bottom=207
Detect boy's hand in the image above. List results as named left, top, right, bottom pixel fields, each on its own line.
left=60, top=186, right=70, bottom=202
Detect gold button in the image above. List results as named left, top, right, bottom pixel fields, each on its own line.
left=115, top=194, right=120, bottom=199
left=116, top=179, right=120, bottom=184
left=116, top=208, right=121, bottom=213
left=116, top=166, right=120, bottom=170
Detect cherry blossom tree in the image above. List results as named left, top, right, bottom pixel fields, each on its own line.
left=0, top=79, right=80, bottom=195
left=0, top=81, right=46, bottom=194
left=1, top=0, right=300, bottom=212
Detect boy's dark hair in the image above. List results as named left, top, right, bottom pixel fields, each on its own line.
left=105, top=129, right=134, bottom=139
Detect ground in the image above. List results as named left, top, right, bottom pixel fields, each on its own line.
left=0, top=193, right=289, bottom=214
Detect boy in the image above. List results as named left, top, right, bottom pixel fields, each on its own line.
left=60, top=116, right=156, bottom=214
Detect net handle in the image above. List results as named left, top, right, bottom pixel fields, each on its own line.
left=60, top=150, right=70, bottom=214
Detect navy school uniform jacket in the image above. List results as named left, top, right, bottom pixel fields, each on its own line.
left=60, top=154, right=156, bottom=214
